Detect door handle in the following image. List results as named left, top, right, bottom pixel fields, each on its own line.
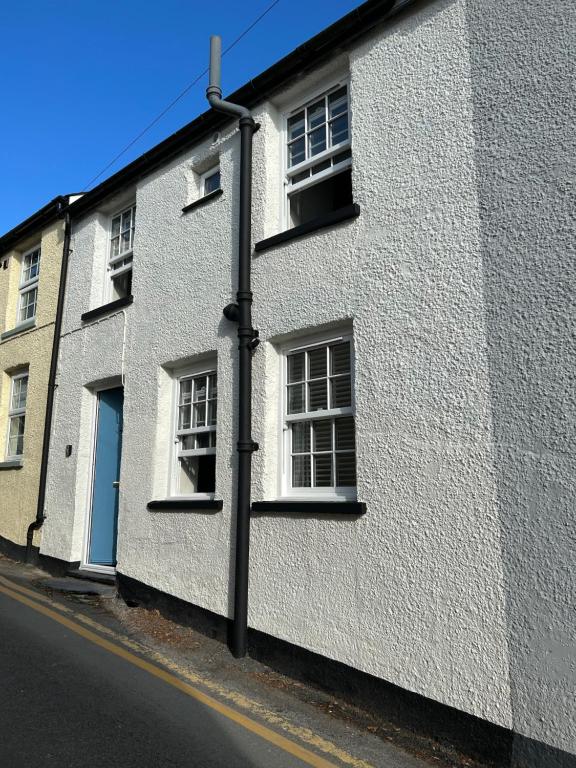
left=112, top=481, right=120, bottom=488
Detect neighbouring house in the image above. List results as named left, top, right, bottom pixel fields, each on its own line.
left=32, top=0, right=576, bottom=765
left=0, top=196, right=75, bottom=559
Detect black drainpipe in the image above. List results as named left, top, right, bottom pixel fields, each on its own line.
left=206, top=35, right=259, bottom=659
left=26, top=207, right=72, bottom=561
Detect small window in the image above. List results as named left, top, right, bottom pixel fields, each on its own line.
left=18, top=246, right=40, bottom=324
left=6, top=372, right=28, bottom=459
left=202, top=167, right=221, bottom=196
left=109, top=205, right=135, bottom=300
left=285, top=84, right=352, bottom=229
left=283, top=335, right=356, bottom=498
left=173, top=367, right=217, bottom=496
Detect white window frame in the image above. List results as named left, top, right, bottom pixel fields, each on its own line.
left=17, top=245, right=41, bottom=325
left=170, top=363, right=217, bottom=499
left=280, top=331, right=356, bottom=501
left=107, top=204, right=135, bottom=301
left=283, top=80, right=352, bottom=227
left=201, top=166, right=221, bottom=196
left=6, top=371, right=28, bottom=460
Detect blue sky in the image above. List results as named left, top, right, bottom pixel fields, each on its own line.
left=0, top=0, right=363, bottom=234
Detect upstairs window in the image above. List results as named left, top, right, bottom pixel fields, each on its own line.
left=283, top=334, right=356, bottom=499
left=109, top=205, right=135, bottom=301
left=18, top=246, right=40, bottom=324
left=6, top=372, right=28, bottom=459
left=202, top=166, right=221, bottom=196
left=285, top=83, right=352, bottom=229
left=173, top=367, right=217, bottom=497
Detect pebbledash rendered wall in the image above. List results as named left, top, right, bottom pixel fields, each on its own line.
left=41, top=0, right=576, bottom=762
left=0, top=219, right=65, bottom=550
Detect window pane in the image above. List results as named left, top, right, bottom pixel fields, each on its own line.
left=308, top=347, right=327, bottom=379
left=210, top=431, right=217, bottom=448
left=287, top=111, right=305, bottom=141
left=328, top=87, right=348, bottom=118
left=287, top=383, right=304, bottom=414
left=121, top=229, right=131, bottom=253
left=336, top=453, right=356, bottom=486
left=111, top=216, right=121, bottom=237
left=311, top=159, right=331, bottom=176
left=314, top=454, right=332, bottom=487
left=208, top=374, right=217, bottom=399
left=330, top=343, right=350, bottom=374
left=208, top=401, right=217, bottom=426
left=195, top=432, right=211, bottom=449
left=335, top=417, right=355, bottom=451
left=292, top=169, right=310, bottom=185
left=8, top=415, right=25, bottom=457
left=178, top=404, right=191, bottom=430
left=19, top=288, right=37, bottom=322
left=307, top=99, right=326, bottom=130
left=292, top=455, right=311, bottom=487
left=204, top=170, right=221, bottom=194
left=193, top=377, right=207, bottom=402
left=11, top=377, right=28, bottom=410
left=288, top=137, right=305, bottom=167
left=193, top=401, right=206, bottom=427
left=291, top=421, right=310, bottom=453
left=308, top=127, right=326, bottom=157
left=308, top=379, right=327, bottom=411
left=333, top=148, right=352, bottom=166
left=331, top=376, right=352, bottom=408
left=287, top=352, right=305, bottom=383
left=121, top=210, right=132, bottom=232
left=23, top=251, right=40, bottom=283
left=313, top=419, right=332, bottom=452
left=329, top=114, right=349, bottom=146
left=111, top=236, right=120, bottom=258
left=181, top=434, right=195, bottom=450
left=180, top=379, right=192, bottom=405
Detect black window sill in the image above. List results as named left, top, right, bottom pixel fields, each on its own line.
left=254, top=204, right=360, bottom=253
left=81, top=295, right=133, bottom=323
left=182, top=188, right=223, bottom=214
left=1, top=319, right=36, bottom=341
left=147, top=499, right=223, bottom=512
left=252, top=500, right=366, bottom=515
left=0, top=460, right=23, bottom=470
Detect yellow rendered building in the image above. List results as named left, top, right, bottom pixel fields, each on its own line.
left=0, top=197, right=71, bottom=558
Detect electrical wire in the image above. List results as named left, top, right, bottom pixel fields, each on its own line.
left=82, top=0, right=282, bottom=191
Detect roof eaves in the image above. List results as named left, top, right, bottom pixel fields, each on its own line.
left=0, top=196, right=69, bottom=256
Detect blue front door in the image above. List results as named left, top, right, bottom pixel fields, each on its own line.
left=89, top=387, right=123, bottom=566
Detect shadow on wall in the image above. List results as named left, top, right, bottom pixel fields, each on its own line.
left=466, top=0, right=576, bottom=766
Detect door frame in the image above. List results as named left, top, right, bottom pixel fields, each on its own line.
left=81, top=382, right=123, bottom=574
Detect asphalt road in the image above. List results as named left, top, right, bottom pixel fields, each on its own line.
left=0, top=588, right=315, bottom=768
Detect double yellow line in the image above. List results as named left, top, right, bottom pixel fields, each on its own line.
left=0, top=574, right=373, bottom=768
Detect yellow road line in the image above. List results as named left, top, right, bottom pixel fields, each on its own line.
left=0, top=574, right=374, bottom=768
left=0, top=580, right=342, bottom=768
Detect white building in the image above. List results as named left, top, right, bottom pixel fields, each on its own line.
left=40, top=1, right=576, bottom=765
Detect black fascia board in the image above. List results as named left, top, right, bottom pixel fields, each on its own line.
left=0, top=196, right=69, bottom=255
left=67, top=0, right=401, bottom=220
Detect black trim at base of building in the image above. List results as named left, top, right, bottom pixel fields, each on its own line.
left=115, top=571, right=544, bottom=768
left=0, top=533, right=80, bottom=576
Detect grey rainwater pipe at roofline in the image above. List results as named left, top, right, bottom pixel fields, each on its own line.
left=206, top=35, right=259, bottom=659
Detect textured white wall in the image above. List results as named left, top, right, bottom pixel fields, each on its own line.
left=41, top=0, right=576, bottom=758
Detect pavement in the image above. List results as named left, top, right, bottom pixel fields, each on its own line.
left=0, top=555, right=480, bottom=768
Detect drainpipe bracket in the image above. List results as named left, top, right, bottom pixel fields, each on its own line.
left=223, top=302, right=240, bottom=322
left=237, top=441, right=259, bottom=453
